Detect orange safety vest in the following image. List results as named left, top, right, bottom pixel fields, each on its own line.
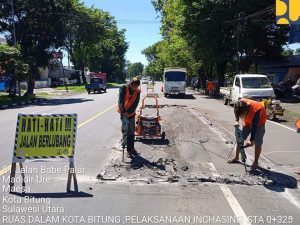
left=117, top=85, right=139, bottom=117
left=241, top=98, right=267, bottom=128
left=207, top=81, right=214, bottom=91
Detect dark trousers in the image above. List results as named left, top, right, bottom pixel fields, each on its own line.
left=121, top=117, right=135, bottom=151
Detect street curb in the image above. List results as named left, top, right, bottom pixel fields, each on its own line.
left=0, top=98, right=46, bottom=110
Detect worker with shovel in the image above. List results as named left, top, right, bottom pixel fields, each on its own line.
left=228, top=98, right=267, bottom=169
left=117, top=77, right=141, bottom=157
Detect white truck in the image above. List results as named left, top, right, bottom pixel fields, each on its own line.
left=220, top=74, right=284, bottom=120
left=163, top=68, right=187, bottom=97
left=220, top=74, right=276, bottom=105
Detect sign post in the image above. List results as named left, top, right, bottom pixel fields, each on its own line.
left=9, top=114, right=78, bottom=193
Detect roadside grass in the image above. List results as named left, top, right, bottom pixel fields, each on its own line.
left=35, top=92, right=50, bottom=97
left=0, top=82, right=123, bottom=106
left=285, top=110, right=300, bottom=118
left=0, top=92, right=35, bottom=105
left=54, top=83, right=122, bottom=92
left=278, top=109, right=300, bottom=128
left=54, top=85, right=85, bottom=92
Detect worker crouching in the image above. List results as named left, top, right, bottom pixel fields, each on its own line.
left=117, top=77, right=141, bottom=157
left=228, top=98, right=267, bottom=169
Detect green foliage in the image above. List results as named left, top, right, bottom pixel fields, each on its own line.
left=142, top=37, right=199, bottom=80
left=150, top=0, right=289, bottom=86
left=126, top=62, right=144, bottom=78
left=142, top=42, right=165, bottom=80
left=282, top=48, right=294, bottom=56
left=0, top=44, right=29, bottom=82
left=1, top=0, right=72, bottom=66
left=0, top=0, right=128, bottom=89
left=62, top=3, right=128, bottom=83
left=0, top=0, right=73, bottom=94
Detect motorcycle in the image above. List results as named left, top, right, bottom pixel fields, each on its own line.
left=260, top=99, right=284, bottom=121
left=272, top=81, right=293, bottom=99
left=292, top=78, right=300, bottom=97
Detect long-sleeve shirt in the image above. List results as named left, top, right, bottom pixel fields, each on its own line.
left=118, top=85, right=140, bottom=116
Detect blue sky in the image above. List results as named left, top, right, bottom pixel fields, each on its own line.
left=81, top=0, right=162, bottom=65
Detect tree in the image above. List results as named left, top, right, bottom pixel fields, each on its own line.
left=62, top=3, right=106, bottom=84
left=92, top=28, right=128, bottom=82
left=127, top=62, right=144, bottom=79
left=62, top=3, right=128, bottom=83
left=142, top=42, right=165, bottom=80
left=282, top=48, right=294, bottom=56
left=142, top=37, right=199, bottom=81
left=1, top=0, right=128, bottom=88
left=151, top=0, right=289, bottom=86
left=0, top=45, right=29, bottom=96
left=0, top=0, right=73, bottom=94
left=294, top=48, right=300, bottom=55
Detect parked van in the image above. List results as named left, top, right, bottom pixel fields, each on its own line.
left=163, top=68, right=187, bottom=97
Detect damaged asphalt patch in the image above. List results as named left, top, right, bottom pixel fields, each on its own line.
left=97, top=105, right=297, bottom=189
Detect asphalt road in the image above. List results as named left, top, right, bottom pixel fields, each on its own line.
left=0, top=83, right=299, bottom=225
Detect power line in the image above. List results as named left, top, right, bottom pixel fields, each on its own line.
left=50, top=12, right=160, bottom=24
left=224, top=5, right=275, bottom=24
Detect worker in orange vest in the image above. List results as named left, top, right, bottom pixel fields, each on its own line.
left=117, top=77, right=141, bottom=157
left=296, top=118, right=300, bottom=133
left=207, top=80, right=214, bottom=97
left=228, top=98, right=267, bottom=169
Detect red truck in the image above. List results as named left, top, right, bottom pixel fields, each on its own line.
left=89, top=72, right=107, bottom=83
left=85, top=72, right=107, bottom=94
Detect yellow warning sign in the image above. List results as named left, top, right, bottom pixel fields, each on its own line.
left=14, top=114, right=77, bottom=161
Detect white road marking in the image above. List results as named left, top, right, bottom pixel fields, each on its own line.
left=283, top=189, right=300, bottom=210
left=207, top=163, right=252, bottom=225
left=188, top=108, right=253, bottom=164
left=189, top=108, right=272, bottom=163
left=267, top=120, right=297, bottom=132
left=263, top=151, right=300, bottom=155
left=209, top=118, right=274, bottom=162
left=281, top=166, right=300, bottom=169
left=191, top=108, right=300, bottom=212
left=215, top=119, right=273, bottom=163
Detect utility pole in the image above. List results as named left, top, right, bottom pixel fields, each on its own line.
left=235, top=14, right=240, bottom=74
left=10, top=0, right=20, bottom=96
left=59, top=51, right=69, bottom=92
left=11, top=0, right=16, bottom=46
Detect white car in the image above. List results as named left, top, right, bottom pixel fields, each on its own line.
left=141, top=78, right=148, bottom=84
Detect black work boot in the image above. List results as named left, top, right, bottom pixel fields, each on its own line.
left=129, top=135, right=138, bottom=155
left=126, top=136, right=133, bottom=157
